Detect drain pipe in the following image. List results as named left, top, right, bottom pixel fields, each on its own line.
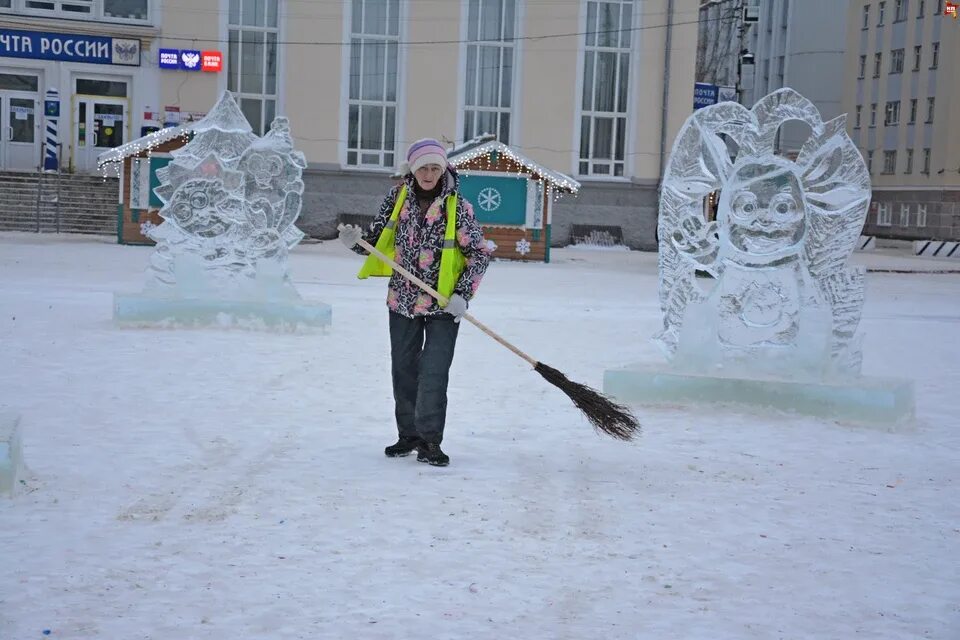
left=657, top=0, right=676, bottom=191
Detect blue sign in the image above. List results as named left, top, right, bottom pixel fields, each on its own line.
left=179, top=50, right=202, bottom=71
left=44, top=100, right=59, bottom=117
left=459, top=174, right=528, bottom=226
left=158, top=48, right=180, bottom=69
left=0, top=28, right=140, bottom=66
left=693, top=82, right=719, bottom=110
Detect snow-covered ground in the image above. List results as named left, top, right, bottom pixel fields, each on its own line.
left=1, top=231, right=958, bottom=640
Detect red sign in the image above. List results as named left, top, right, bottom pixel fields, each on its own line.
left=201, top=50, right=223, bottom=72
left=946, top=1, right=958, bottom=18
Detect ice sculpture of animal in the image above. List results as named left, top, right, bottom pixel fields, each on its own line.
left=656, top=89, right=871, bottom=379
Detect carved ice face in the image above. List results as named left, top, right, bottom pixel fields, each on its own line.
left=169, top=178, right=238, bottom=238
left=720, top=163, right=806, bottom=258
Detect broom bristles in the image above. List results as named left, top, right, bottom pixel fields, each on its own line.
left=534, top=362, right=640, bottom=441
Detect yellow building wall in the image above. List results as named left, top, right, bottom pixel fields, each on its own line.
left=158, top=0, right=221, bottom=118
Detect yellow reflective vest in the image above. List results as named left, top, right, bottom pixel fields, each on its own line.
left=357, top=184, right=467, bottom=307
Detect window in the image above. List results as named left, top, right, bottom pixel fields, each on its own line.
left=345, top=0, right=400, bottom=167
left=909, top=98, right=918, bottom=123
left=936, top=0, right=943, bottom=13
left=884, top=100, right=900, bottom=125
left=926, top=97, right=935, bottom=122
left=930, top=42, right=939, bottom=68
left=922, top=148, right=931, bottom=174
left=877, top=202, right=892, bottom=225
left=867, top=149, right=875, bottom=173
left=777, top=55, right=785, bottom=83
left=859, top=55, right=867, bottom=78
left=916, top=204, right=927, bottom=227
left=463, top=0, right=517, bottom=144
left=579, top=0, right=634, bottom=177
left=913, top=45, right=922, bottom=70
left=870, top=103, right=877, bottom=126
left=890, top=48, right=904, bottom=73
left=103, top=0, right=148, bottom=19
left=17, top=0, right=148, bottom=21
left=905, top=148, right=914, bottom=173
left=918, top=0, right=925, bottom=17
left=863, top=3, right=870, bottom=27
left=878, top=0, right=886, bottom=23
left=855, top=105, right=863, bottom=128
left=228, top=0, right=279, bottom=137
left=874, top=52, right=882, bottom=77
left=895, top=0, right=907, bottom=20
left=899, top=203, right=910, bottom=225
left=883, top=150, right=897, bottom=174
left=76, top=78, right=127, bottom=96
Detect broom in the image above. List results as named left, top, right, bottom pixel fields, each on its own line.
left=346, top=228, right=640, bottom=441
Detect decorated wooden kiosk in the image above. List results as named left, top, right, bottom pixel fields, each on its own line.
left=448, top=136, right=580, bottom=263
left=97, top=126, right=194, bottom=245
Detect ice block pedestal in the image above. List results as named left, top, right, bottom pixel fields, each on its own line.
left=0, top=412, right=24, bottom=495
left=114, top=293, right=332, bottom=331
left=603, top=364, right=915, bottom=429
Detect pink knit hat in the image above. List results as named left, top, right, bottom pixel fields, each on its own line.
left=404, top=138, right=447, bottom=174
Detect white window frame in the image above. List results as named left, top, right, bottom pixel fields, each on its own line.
left=884, top=100, right=900, bottom=125
left=3, top=0, right=152, bottom=23
left=859, top=55, right=867, bottom=78
left=460, top=0, right=519, bottom=146
left=855, top=105, right=862, bottom=128
left=905, top=148, right=914, bottom=173
left=899, top=203, right=910, bottom=226
left=930, top=42, right=939, bottom=69
left=922, top=148, right=931, bottom=174
left=576, top=0, right=636, bottom=179
left=877, top=202, right=892, bottom=226
left=878, top=0, right=886, bottom=24
left=913, top=45, right=922, bottom=70
left=873, top=52, right=882, bottom=77
left=882, top=150, right=896, bottom=174
left=343, top=0, right=402, bottom=170
left=909, top=98, right=918, bottom=123
left=890, top=48, right=904, bottom=73
left=862, top=3, right=870, bottom=28
left=870, top=103, right=877, bottom=126
left=926, top=97, right=935, bottom=123
left=918, top=0, right=925, bottom=17
left=227, top=0, right=280, bottom=137
left=916, top=204, right=927, bottom=227
left=867, top=149, right=874, bottom=173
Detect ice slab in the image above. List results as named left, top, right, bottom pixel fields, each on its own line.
left=603, top=364, right=915, bottom=429
left=114, top=294, right=331, bottom=332
left=0, top=412, right=24, bottom=496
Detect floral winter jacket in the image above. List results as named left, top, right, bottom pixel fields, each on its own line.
left=354, top=167, right=492, bottom=318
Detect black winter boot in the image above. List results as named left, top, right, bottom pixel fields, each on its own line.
left=384, top=436, right=423, bottom=457
left=416, top=443, right=449, bottom=466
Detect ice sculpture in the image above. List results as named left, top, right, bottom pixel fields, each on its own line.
left=114, top=91, right=330, bottom=330
left=604, top=89, right=914, bottom=427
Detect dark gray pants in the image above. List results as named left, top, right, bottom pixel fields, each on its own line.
left=389, top=311, right=460, bottom=445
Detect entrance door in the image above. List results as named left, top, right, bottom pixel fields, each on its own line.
left=73, top=96, right=128, bottom=173
left=0, top=92, right=41, bottom=171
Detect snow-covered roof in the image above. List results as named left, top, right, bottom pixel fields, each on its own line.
left=447, top=135, right=581, bottom=194
left=97, top=125, right=193, bottom=168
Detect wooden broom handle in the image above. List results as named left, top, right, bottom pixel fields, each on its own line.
left=349, top=231, right=538, bottom=368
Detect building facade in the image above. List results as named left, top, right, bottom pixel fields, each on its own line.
left=743, top=0, right=849, bottom=153
left=843, top=0, right=959, bottom=241
left=0, top=0, right=699, bottom=249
